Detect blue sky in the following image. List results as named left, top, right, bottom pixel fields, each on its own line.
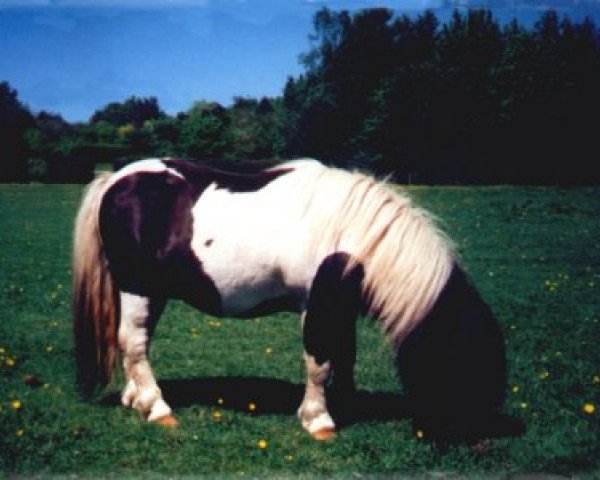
left=2, top=0, right=600, bottom=122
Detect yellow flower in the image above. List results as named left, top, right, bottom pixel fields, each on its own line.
left=248, top=402, right=257, bottom=412
left=257, top=439, right=268, bottom=449
left=5, top=357, right=15, bottom=367
left=46, top=346, right=53, bottom=353
left=593, top=375, right=600, bottom=385
left=265, top=347, right=273, bottom=354
left=16, top=429, right=24, bottom=437
left=212, top=410, right=222, bottom=421
left=11, top=400, right=22, bottom=410
left=539, top=371, right=550, bottom=380
left=416, top=429, right=425, bottom=439
left=520, top=402, right=528, bottom=409
left=285, top=455, right=294, bottom=461
left=0, top=347, right=5, bottom=354
left=511, top=385, right=519, bottom=394
left=583, top=403, right=595, bottom=415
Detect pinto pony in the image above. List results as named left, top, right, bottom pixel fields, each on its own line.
left=72, top=158, right=506, bottom=442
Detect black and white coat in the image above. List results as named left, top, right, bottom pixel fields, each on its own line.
left=72, top=157, right=506, bottom=442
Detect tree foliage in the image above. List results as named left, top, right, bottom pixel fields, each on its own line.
left=90, top=96, right=165, bottom=127
left=0, top=82, right=34, bottom=181
left=1, top=7, right=599, bottom=183
left=283, top=7, right=600, bottom=183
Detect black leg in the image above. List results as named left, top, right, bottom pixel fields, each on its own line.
left=301, top=252, right=364, bottom=425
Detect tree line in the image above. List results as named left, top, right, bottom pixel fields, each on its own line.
left=2, top=7, right=599, bottom=184
left=0, top=89, right=284, bottom=183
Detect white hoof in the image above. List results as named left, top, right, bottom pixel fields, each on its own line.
left=298, top=400, right=336, bottom=439
left=147, top=398, right=173, bottom=423
left=304, top=412, right=336, bottom=436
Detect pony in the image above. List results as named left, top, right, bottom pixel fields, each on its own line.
left=72, top=157, right=506, bottom=442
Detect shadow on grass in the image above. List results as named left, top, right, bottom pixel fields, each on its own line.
left=99, top=376, right=525, bottom=444
left=100, top=376, right=409, bottom=426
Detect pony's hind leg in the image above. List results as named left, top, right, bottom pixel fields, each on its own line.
left=118, top=292, right=175, bottom=425
left=298, top=253, right=364, bottom=440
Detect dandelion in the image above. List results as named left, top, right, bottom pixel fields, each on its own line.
left=511, top=385, right=520, bottom=394
left=212, top=410, right=222, bottom=421
left=539, top=371, right=550, bottom=380
left=265, top=347, right=273, bottom=354
left=583, top=403, right=595, bottom=415
left=415, top=429, right=425, bottom=439
left=5, top=357, right=15, bottom=367
left=285, top=455, right=294, bottom=461
left=248, top=402, right=257, bottom=412
left=257, top=439, right=268, bottom=450
left=11, top=400, right=22, bottom=410
left=16, top=429, right=24, bottom=437
left=46, top=346, right=53, bottom=353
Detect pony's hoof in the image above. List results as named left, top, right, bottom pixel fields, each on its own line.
left=311, top=427, right=336, bottom=441
left=154, top=414, right=179, bottom=428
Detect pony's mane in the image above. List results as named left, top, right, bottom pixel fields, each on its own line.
left=298, top=162, right=456, bottom=345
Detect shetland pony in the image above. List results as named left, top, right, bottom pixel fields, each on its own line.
left=72, top=157, right=506, bottom=442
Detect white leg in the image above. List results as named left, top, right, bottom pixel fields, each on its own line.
left=118, top=292, right=174, bottom=424
left=297, top=351, right=336, bottom=440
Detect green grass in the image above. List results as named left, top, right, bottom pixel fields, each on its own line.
left=1, top=183, right=599, bottom=477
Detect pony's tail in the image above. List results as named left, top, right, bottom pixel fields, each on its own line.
left=72, top=172, right=119, bottom=397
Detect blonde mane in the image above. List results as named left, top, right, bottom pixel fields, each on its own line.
left=298, top=163, right=456, bottom=345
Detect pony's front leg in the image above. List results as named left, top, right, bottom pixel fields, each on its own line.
left=297, top=253, right=363, bottom=440
left=118, top=292, right=175, bottom=426
left=298, top=347, right=336, bottom=440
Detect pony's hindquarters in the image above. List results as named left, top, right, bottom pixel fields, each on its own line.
left=72, top=172, right=120, bottom=396
left=396, top=266, right=507, bottom=443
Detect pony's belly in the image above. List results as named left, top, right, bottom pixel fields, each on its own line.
left=201, top=261, right=287, bottom=316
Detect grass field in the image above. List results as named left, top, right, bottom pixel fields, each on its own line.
left=1, top=182, right=599, bottom=477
